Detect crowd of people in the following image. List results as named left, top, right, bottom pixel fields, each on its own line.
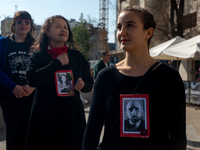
left=0, top=5, right=186, bottom=150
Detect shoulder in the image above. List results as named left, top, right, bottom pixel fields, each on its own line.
left=95, top=60, right=103, bottom=67
left=0, top=36, right=6, bottom=44
left=96, top=65, right=115, bottom=80
left=155, top=63, right=182, bottom=83
left=68, top=49, right=85, bottom=59
left=32, top=50, right=45, bottom=56
left=30, top=50, right=48, bottom=59
left=156, top=63, right=179, bottom=76
left=99, top=60, right=104, bottom=64
left=68, top=48, right=81, bottom=56
left=68, top=49, right=89, bottom=65
left=0, top=36, right=5, bottom=41
left=0, top=36, right=9, bottom=51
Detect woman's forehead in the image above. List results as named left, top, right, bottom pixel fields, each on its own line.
left=118, top=11, right=140, bottom=23
left=52, top=18, right=67, bottom=25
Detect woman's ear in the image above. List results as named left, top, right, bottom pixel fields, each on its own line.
left=145, top=28, right=154, bottom=40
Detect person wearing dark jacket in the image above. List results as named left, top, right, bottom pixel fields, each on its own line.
left=0, top=11, right=35, bottom=150
left=93, top=50, right=110, bottom=79
left=25, top=15, right=93, bottom=150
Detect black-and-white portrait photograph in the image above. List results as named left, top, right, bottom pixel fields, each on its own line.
left=122, top=98, right=146, bottom=133
left=55, top=71, right=73, bottom=95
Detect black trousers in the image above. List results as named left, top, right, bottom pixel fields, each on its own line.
left=1, top=91, right=34, bottom=150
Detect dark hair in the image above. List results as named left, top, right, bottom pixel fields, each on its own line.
left=10, top=11, right=35, bottom=52
left=59, top=74, right=71, bottom=86
left=102, top=50, right=109, bottom=56
left=60, top=74, right=67, bottom=84
left=120, top=5, right=156, bottom=47
left=33, top=15, right=76, bottom=51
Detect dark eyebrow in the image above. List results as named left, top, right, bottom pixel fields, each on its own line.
left=55, top=23, right=61, bottom=26
left=55, top=23, right=67, bottom=27
left=126, top=20, right=136, bottom=24
left=117, top=20, right=136, bottom=26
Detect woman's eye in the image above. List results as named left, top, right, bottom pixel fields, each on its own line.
left=127, top=24, right=133, bottom=27
left=117, top=26, right=122, bottom=30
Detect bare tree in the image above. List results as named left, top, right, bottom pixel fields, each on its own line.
left=147, top=0, right=199, bottom=42
left=113, top=0, right=199, bottom=46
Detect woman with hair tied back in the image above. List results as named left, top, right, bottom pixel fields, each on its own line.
left=0, top=11, right=35, bottom=150
left=82, top=5, right=186, bottom=150
left=25, top=15, right=93, bottom=150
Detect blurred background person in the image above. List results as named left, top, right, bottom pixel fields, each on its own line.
left=0, top=11, right=35, bottom=150
left=195, top=67, right=200, bottom=81
left=93, top=50, right=110, bottom=80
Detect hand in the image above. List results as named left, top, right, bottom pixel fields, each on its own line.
left=12, top=85, right=28, bottom=98
left=57, top=53, right=69, bottom=66
left=74, top=78, right=85, bottom=91
left=23, top=84, right=35, bottom=96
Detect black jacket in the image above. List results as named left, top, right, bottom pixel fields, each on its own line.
left=25, top=49, right=93, bottom=150
left=93, top=60, right=109, bottom=79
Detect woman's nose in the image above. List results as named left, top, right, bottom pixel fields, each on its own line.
left=21, top=21, right=26, bottom=25
left=121, top=27, right=127, bottom=36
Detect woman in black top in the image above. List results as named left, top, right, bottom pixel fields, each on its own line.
left=82, top=6, right=186, bottom=150
left=0, top=11, right=35, bottom=150
left=25, top=15, right=93, bottom=150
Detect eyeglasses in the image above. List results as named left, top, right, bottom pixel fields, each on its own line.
left=16, top=19, right=31, bottom=25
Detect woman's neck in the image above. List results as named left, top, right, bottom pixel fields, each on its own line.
left=13, top=33, right=27, bottom=42
left=116, top=49, right=156, bottom=76
left=126, top=51, right=154, bottom=66
left=50, top=41, right=65, bottom=48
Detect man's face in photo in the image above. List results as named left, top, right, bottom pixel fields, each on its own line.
left=126, top=101, right=142, bottom=124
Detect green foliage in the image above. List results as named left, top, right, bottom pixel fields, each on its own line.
left=72, top=13, right=93, bottom=60
left=66, top=73, right=72, bottom=80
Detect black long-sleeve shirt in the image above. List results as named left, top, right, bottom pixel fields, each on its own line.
left=25, top=49, right=93, bottom=150
left=82, top=64, right=186, bottom=150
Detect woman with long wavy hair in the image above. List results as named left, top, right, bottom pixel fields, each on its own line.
left=25, top=15, right=93, bottom=150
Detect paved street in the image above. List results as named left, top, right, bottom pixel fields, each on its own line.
left=185, top=104, right=200, bottom=150
left=0, top=103, right=200, bottom=150
left=0, top=127, right=5, bottom=150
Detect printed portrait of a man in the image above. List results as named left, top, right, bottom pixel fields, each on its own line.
left=124, top=100, right=145, bottom=132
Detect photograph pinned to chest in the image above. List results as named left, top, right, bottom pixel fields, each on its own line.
left=120, top=94, right=150, bottom=138
left=54, top=70, right=75, bottom=96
